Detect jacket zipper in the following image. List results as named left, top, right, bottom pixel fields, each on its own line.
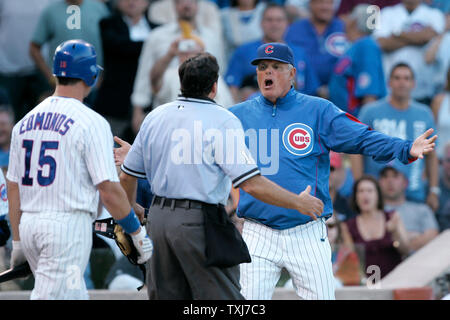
left=272, top=103, right=276, bottom=117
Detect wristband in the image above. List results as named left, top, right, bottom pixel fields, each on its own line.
left=116, top=209, right=140, bottom=234
left=430, top=186, right=441, bottom=196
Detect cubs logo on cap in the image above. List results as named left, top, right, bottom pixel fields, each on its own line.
left=283, top=123, right=314, bottom=156
left=251, top=42, right=295, bottom=66
left=265, top=45, right=274, bottom=54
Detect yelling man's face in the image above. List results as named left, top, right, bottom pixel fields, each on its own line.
left=256, top=60, right=296, bottom=104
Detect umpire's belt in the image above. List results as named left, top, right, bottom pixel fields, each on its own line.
left=151, top=196, right=211, bottom=210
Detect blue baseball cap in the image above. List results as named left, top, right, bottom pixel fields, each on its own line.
left=251, top=42, right=295, bottom=66
left=379, top=162, right=408, bottom=180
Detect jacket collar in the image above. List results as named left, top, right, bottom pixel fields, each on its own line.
left=177, top=96, right=217, bottom=105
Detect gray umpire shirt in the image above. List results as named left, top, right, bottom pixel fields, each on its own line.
left=122, top=97, right=260, bottom=205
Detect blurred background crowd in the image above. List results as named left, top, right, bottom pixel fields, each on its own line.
left=0, top=0, right=449, bottom=294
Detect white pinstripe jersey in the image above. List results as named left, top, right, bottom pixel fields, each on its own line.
left=6, top=96, right=118, bottom=216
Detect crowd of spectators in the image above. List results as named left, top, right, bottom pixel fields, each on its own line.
left=0, top=0, right=449, bottom=291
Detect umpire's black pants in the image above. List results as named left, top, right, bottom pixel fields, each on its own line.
left=146, top=204, right=244, bottom=300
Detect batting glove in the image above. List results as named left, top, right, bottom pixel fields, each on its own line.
left=131, top=226, right=153, bottom=264
left=11, top=241, right=27, bottom=268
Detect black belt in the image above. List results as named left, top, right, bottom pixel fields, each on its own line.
left=151, top=196, right=208, bottom=210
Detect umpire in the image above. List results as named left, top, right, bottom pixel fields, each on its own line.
left=119, top=53, right=324, bottom=299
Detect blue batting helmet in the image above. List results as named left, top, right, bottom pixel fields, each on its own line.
left=53, top=39, right=102, bottom=87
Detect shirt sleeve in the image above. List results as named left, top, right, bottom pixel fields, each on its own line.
left=31, top=6, right=51, bottom=45
left=420, top=205, right=439, bottom=231
left=215, top=116, right=260, bottom=188
left=121, top=125, right=146, bottom=179
left=373, top=8, right=394, bottom=39
left=320, top=102, right=415, bottom=164
left=428, top=9, right=445, bottom=34
left=131, top=33, right=154, bottom=108
left=353, top=45, right=386, bottom=99
left=83, top=117, right=119, bottom=185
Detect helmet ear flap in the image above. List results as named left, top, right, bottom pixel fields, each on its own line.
left=90, top=65, right=102, bottom=87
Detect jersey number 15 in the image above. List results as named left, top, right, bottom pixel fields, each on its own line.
left=22, top=140, right=59, bottom=186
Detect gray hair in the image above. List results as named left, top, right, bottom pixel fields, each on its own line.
left=350, top=4, right=376, bottom=35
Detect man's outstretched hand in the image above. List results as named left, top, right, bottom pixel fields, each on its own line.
left=114, top=136, right=131, bottom=166
left=410, top=128, right=437, bottom=159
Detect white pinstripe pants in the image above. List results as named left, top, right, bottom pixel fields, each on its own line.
left=20, top=212, right=92, bottom=300
left=240, top=219, right=336, bottom=300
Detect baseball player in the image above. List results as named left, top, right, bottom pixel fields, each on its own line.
left=228, top=42, right=437, bottom=300
left=6, top=39, right=152, bottom=300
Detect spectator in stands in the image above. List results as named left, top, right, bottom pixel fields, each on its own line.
left=94, top=0, right=157, bottom=137
left=30, top=0, right=110, bottom=80
left=131, top=0, right=225, bottom=133
left=329, top=4, right=386, bottom=116
left=0, top=0, right=57, bottom=121
left=220, top=0, right=266, bottom=59
left=329, top=151, right=355, bottom=221
left=29, top=0, right=110, bottom=104
left=326, top=213, right=361, bottom=287
left=225, top=3, right=320, bottom=102
left=430, top=68, right=450, bottom=161
left=351, top=63, right=440, bottom=211
left=379, top=165, right=439, bottom=252
left=282, top=0, right=310, bottom=24
left=436, top=143, right=450, bottom=231
left=424, top=14, right=450, bottom=100
left=147, top=0, right=222, bottom=34
left=0, top=106, right=14, bottom=170
left=373, top=0, right=446, bottom=105
left=341, top=176, right=410, bottom=279
left=336, top=0, right=400, bottom=18
left=150, top=39, right=234, bottom=107
left=285, top=0, right=347, bottom=98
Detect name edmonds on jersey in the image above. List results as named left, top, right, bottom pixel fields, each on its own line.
left=19, top=112, right=75, bottom=136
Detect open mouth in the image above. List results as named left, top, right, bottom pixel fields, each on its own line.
left=264, top=79, right=274, bottom=88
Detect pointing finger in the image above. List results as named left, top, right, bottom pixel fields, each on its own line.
left=114, top=136, right=126, bottom=146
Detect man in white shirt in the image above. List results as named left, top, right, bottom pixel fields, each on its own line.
left=374, top=0, right=445, bottom=104
left=150, top=38, right=234, bottom=108
left=147, top=0, right=222, bottom=34
left=131, top=0, right=226, bottom=134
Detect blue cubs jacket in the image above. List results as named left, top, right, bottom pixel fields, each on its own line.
left=229, top=88, right=416, bottom=230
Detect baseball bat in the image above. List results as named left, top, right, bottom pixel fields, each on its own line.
left=0, top=261, right=32, bottom=283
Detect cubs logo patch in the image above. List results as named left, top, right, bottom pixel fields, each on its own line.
left=325, top=32, right=348, bottom=57
left=265, top=45, right=274, bottom=54
left=282, top=123, right=314, bottom=156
